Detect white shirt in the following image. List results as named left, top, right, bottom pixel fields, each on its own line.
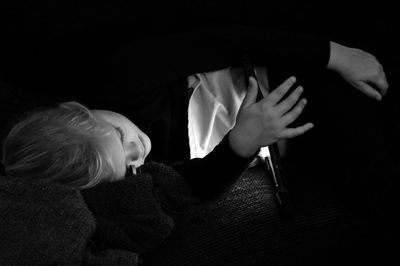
left=187, top=66, right=270, bottom=159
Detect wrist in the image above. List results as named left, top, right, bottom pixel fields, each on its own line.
left=327, top=41, right=341, bottom=71
left=228, top=129, right=258, bottom=158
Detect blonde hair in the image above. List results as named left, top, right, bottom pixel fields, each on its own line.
left=1, top=101, right=115, bottom=189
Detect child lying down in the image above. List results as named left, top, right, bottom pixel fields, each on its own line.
left=1, top=76, right=311, bottom=252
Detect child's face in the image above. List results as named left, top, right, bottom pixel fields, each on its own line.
left=92, top=110, right=152, bottom=180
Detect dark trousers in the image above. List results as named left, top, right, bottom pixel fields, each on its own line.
left=275, top=66, right=400, bottom=263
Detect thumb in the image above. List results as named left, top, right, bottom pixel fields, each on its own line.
left=241, top=77, right=258, bottom=109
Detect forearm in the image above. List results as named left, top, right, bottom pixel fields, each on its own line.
left=90, top=26, right=331, bottom=90
left=200, top=25, right=331, bottom=71
left=327, top=41, right=346, bottom=72
left=172, top=132, right=257, bottom=200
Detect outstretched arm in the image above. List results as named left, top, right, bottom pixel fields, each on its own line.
left=89, top=25, right=331, bottom=91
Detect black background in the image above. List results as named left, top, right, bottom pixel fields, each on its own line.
left=0, top=0, right=397, bottom=91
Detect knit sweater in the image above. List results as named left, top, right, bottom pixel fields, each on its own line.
left=0, top=174, right=140, bottom=265
left=0, top=161, right=203, bottom=265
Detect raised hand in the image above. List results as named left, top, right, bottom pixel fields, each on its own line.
left=328, top=41, right=389, bottom=101
left=229, top=76, right=314, bottom=157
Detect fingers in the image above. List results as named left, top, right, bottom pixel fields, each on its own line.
left=375, top=68, right=389, bottom=96
left=357, top=81, right=383, bottom=101
left=276, top=86, right=304, bottom=115
left=282, top=98, right=307, bottom=126
left=280, top=123, right=314, bottom=139
left=279, top=96, right=312, bottom=139
left=266, top=76, right=296, bottom=105
left=366, top=64, right=389, bottom=98
left=240, top=77, right=258, bottom=109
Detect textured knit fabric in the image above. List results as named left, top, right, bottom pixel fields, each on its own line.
left=82, top=162, right=200, bottom=254
left=142, top=164, right=372, bottom=266
left=0, top=150, right=392, bottom=265
left=0, top=159, right=214, bottom=264
left=0, top=176, right=94, bottom=265
left=0, top=175, right=140, bottom=265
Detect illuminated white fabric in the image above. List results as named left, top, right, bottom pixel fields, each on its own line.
left=188, top=66, right=270, bottom=159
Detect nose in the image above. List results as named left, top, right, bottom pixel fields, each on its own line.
left=139, top=134, right=151, bottom=156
